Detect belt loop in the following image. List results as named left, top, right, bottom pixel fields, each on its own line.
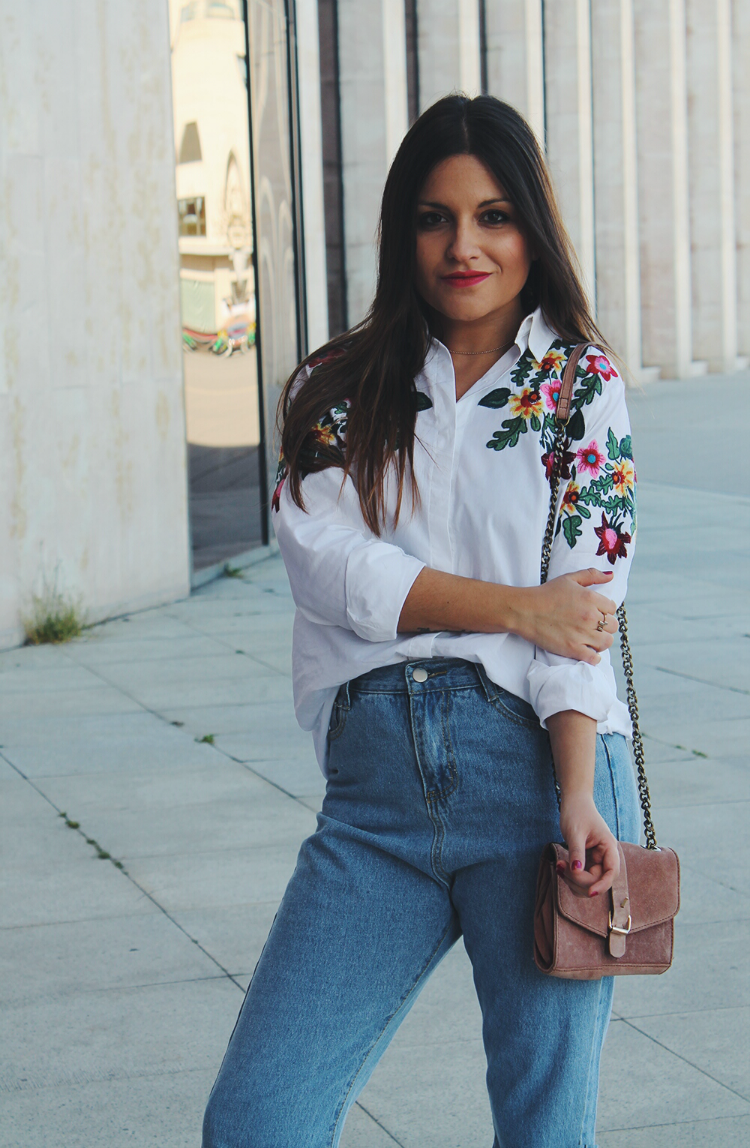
left=473, top=662, right=498, bottom=702
left=337, top=679, right=351, bottom=709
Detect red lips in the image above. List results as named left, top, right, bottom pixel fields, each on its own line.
left=441, top=271, right=491, bottom=287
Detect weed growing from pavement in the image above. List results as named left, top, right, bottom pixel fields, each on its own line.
left=196, top=734, right=215, bottom=744
left=59, top=812, right=125, bottom=870
left=23, top=571, right=85, bottom=645
left=224, top=564, right=245, bottom=578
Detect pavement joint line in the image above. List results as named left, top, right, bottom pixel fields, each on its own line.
left=601, top=1113, right=750, bottom=1133
left=652, top=665, right=750, bottom=696
left=674, top=858, right=749, bottom=898
left=617, top=1016, right=750, bottom=1104
left=353, top=1102, right=406, bottom=1146
left=0, top=751, right=246, bottom=992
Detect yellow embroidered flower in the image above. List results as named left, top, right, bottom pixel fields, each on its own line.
left=537, top=348, right=565, bottom=373
left=611, top=458, right=635, bottom=493
left=561, top=482, right=581, bottom=516
left=509, top=388, right=543, bottom=420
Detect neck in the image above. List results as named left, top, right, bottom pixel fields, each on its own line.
left=434, top=300, right=526, bottom=355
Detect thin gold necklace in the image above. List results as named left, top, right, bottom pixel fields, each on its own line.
left=448, top=339, right=514, bottom=356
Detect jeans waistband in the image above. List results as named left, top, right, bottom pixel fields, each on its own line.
left=347, top=658, right=499, bottom=701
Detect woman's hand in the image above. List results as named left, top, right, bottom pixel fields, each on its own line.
left=509, top=569, right=618, bottom=665
left=557, top=792, right=621, bottom=898
left=397, top=567, right=618, bottom=662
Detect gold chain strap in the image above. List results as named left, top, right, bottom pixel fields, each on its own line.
left=540, top=349, right=658, bottom=849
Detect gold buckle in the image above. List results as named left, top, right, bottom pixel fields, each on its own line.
left=608, top=911, right=632, bottom=936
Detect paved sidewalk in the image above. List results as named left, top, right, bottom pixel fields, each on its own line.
left=2, top=374, right=749, bottom=1147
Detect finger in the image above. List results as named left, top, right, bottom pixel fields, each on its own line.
left=570, top=568, right=614, bottom=588
left=588, top=631, right=614, bottom=652
left=567, top=835, right=587, bottom=883
left=588, top=839, right=621, bottom=897
left=588, top=591, right=617, bottom=615
left=605, top=616, right=618, bottom=634
left=581, top=645, right=602, bottom=666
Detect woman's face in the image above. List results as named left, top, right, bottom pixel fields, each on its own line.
left=413, top=154, right=533, bottom=330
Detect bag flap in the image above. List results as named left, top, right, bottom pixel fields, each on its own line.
left=550, top=843, right=680, bottom=936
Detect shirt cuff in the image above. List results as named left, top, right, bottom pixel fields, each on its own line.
left=527, top=658, right=618, bottom=729
left=345, top=545, right=425, bottom=642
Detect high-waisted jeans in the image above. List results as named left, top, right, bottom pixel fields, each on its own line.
left=203, top=658, right=640, bottom=1148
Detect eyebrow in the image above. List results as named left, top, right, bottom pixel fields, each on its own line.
left=417, top=197, right=512, bottom=209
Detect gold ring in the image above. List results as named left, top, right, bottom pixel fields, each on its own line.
left=596, top=614, right=607, bottom=633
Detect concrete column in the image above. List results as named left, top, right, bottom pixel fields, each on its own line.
left=337, top=0, right=408, bottom=323
left=484, top=0, right=545, bottom=145
left=633, top=0, right=701, bottom=377
left=685, top=0, right=740, bottom=373
left=417, top=0, right=481, bottom=111
left=591, top=0, right=646, bottom=374
left=733, top=0, right=750, bottom=358
left=542, top=0, right=596, bottom=309
left=296, top=0, right=329, bottom=351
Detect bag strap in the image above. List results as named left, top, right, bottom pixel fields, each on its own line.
left=541, top=344, right=658, bottom=849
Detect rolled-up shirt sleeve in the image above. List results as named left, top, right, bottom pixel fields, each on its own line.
left=527, top=349, right=636, bottom=728
left=273, top=467, right=425, bottom=642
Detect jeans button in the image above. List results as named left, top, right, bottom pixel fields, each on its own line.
left=412, top=666, right=429, bottom=683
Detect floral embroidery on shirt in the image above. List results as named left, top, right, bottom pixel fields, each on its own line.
left=479, top=341, right=635, bottom=563
left=558, top=428, right=636, bottom=558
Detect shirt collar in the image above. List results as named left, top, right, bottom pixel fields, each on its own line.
left=514, top=307, right=559, bottom=363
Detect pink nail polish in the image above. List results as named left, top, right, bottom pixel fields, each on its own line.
left=572, top=860, right=583, bottom=871
left=590, top=890, right=599, bottom=897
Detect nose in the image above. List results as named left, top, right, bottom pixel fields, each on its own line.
left=446, top=218, right=481, bottom=264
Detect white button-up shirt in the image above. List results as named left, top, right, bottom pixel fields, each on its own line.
left=273, top=308, right=635, bottom=772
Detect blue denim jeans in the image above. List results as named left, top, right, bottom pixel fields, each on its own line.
left=203, top=658, right=639, bottom=1148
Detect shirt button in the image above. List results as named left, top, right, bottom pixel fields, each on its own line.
left=412, top=667, right=429, bottom=683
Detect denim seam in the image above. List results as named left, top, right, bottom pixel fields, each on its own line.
left=327, top=917, right=457, bottom=1147
left=425, top=802, right=451, bottom=886
left=351, top=681, right=480, bottom=696
left=601, top=735, right=622, bottom=841
left=487, top=693, right=541, bottom=731
left=577, top=974, right=608, bottom=1148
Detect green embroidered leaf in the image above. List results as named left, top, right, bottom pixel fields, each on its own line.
left=530, top=414, right=541, bottom=432
left=606, top=428, right=620, bottom=460
left=414, top=391, right=433, bottom=411
left=478, top=388, right=511, bottom=409
left=562, top=515, right=583, bottom=548
left=619, top=434, right=633, bottom=459
left=510, top=350, right=534, bottom=386
left=486, top=417, right=526, bottom=451
left=566, top=408, right=586, bottom=442
left=577, top=504, right=591, bottom=520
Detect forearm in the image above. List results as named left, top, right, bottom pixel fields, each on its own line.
left=397, top=567, right=524, bottom=636
left=397, top=566, right=617, bottom=665
left=546, top=710, right=597, bottom=799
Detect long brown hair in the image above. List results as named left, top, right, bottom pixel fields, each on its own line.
left=278, top=94, right=608, bottom=534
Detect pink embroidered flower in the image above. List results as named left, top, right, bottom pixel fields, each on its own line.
left=594, top=513, right=631, bottom=565
left=509, top=388, right=544, bottom=420
left=585, top=353, right=617, bottom=381
left=540, top=381, right=562, bottom=412
left=576, top=440, right=605, bottom=477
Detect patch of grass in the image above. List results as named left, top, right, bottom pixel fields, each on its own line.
left=224, top=564, right=244, bottom=578
left=691, top=749, right=708, bottom=758
left=59, top=812, right=120, bottom=867
left=196, top=733, right=215, bottom=745
left=23, top=578, right=85, bottom=645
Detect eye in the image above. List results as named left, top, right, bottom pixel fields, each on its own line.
left=417, top=212, right=446, bottom=229
left=481, top=209, right=510, bottom=225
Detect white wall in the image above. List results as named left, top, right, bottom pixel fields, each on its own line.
left=0, top=0, right=190, bottom=648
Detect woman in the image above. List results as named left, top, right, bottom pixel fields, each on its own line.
left=203, top=95, right=639, bottom=1148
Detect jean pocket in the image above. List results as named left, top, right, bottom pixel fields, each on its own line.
left=489, top=688, right=541, bottom=730
left=327, top=684, right=350, bottom=742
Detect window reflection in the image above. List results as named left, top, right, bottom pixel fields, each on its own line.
left=169, top=0, right=262, bottom=571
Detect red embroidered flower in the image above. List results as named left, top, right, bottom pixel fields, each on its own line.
left=585, top=353, right=617, bottom=381
left=576, top=439, right=605, bottom=477
left=541, top=447, right=575, bottom=481
left=594, top=512, right=631, bottom=565
left=271, top=470, right=287, bottom=513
